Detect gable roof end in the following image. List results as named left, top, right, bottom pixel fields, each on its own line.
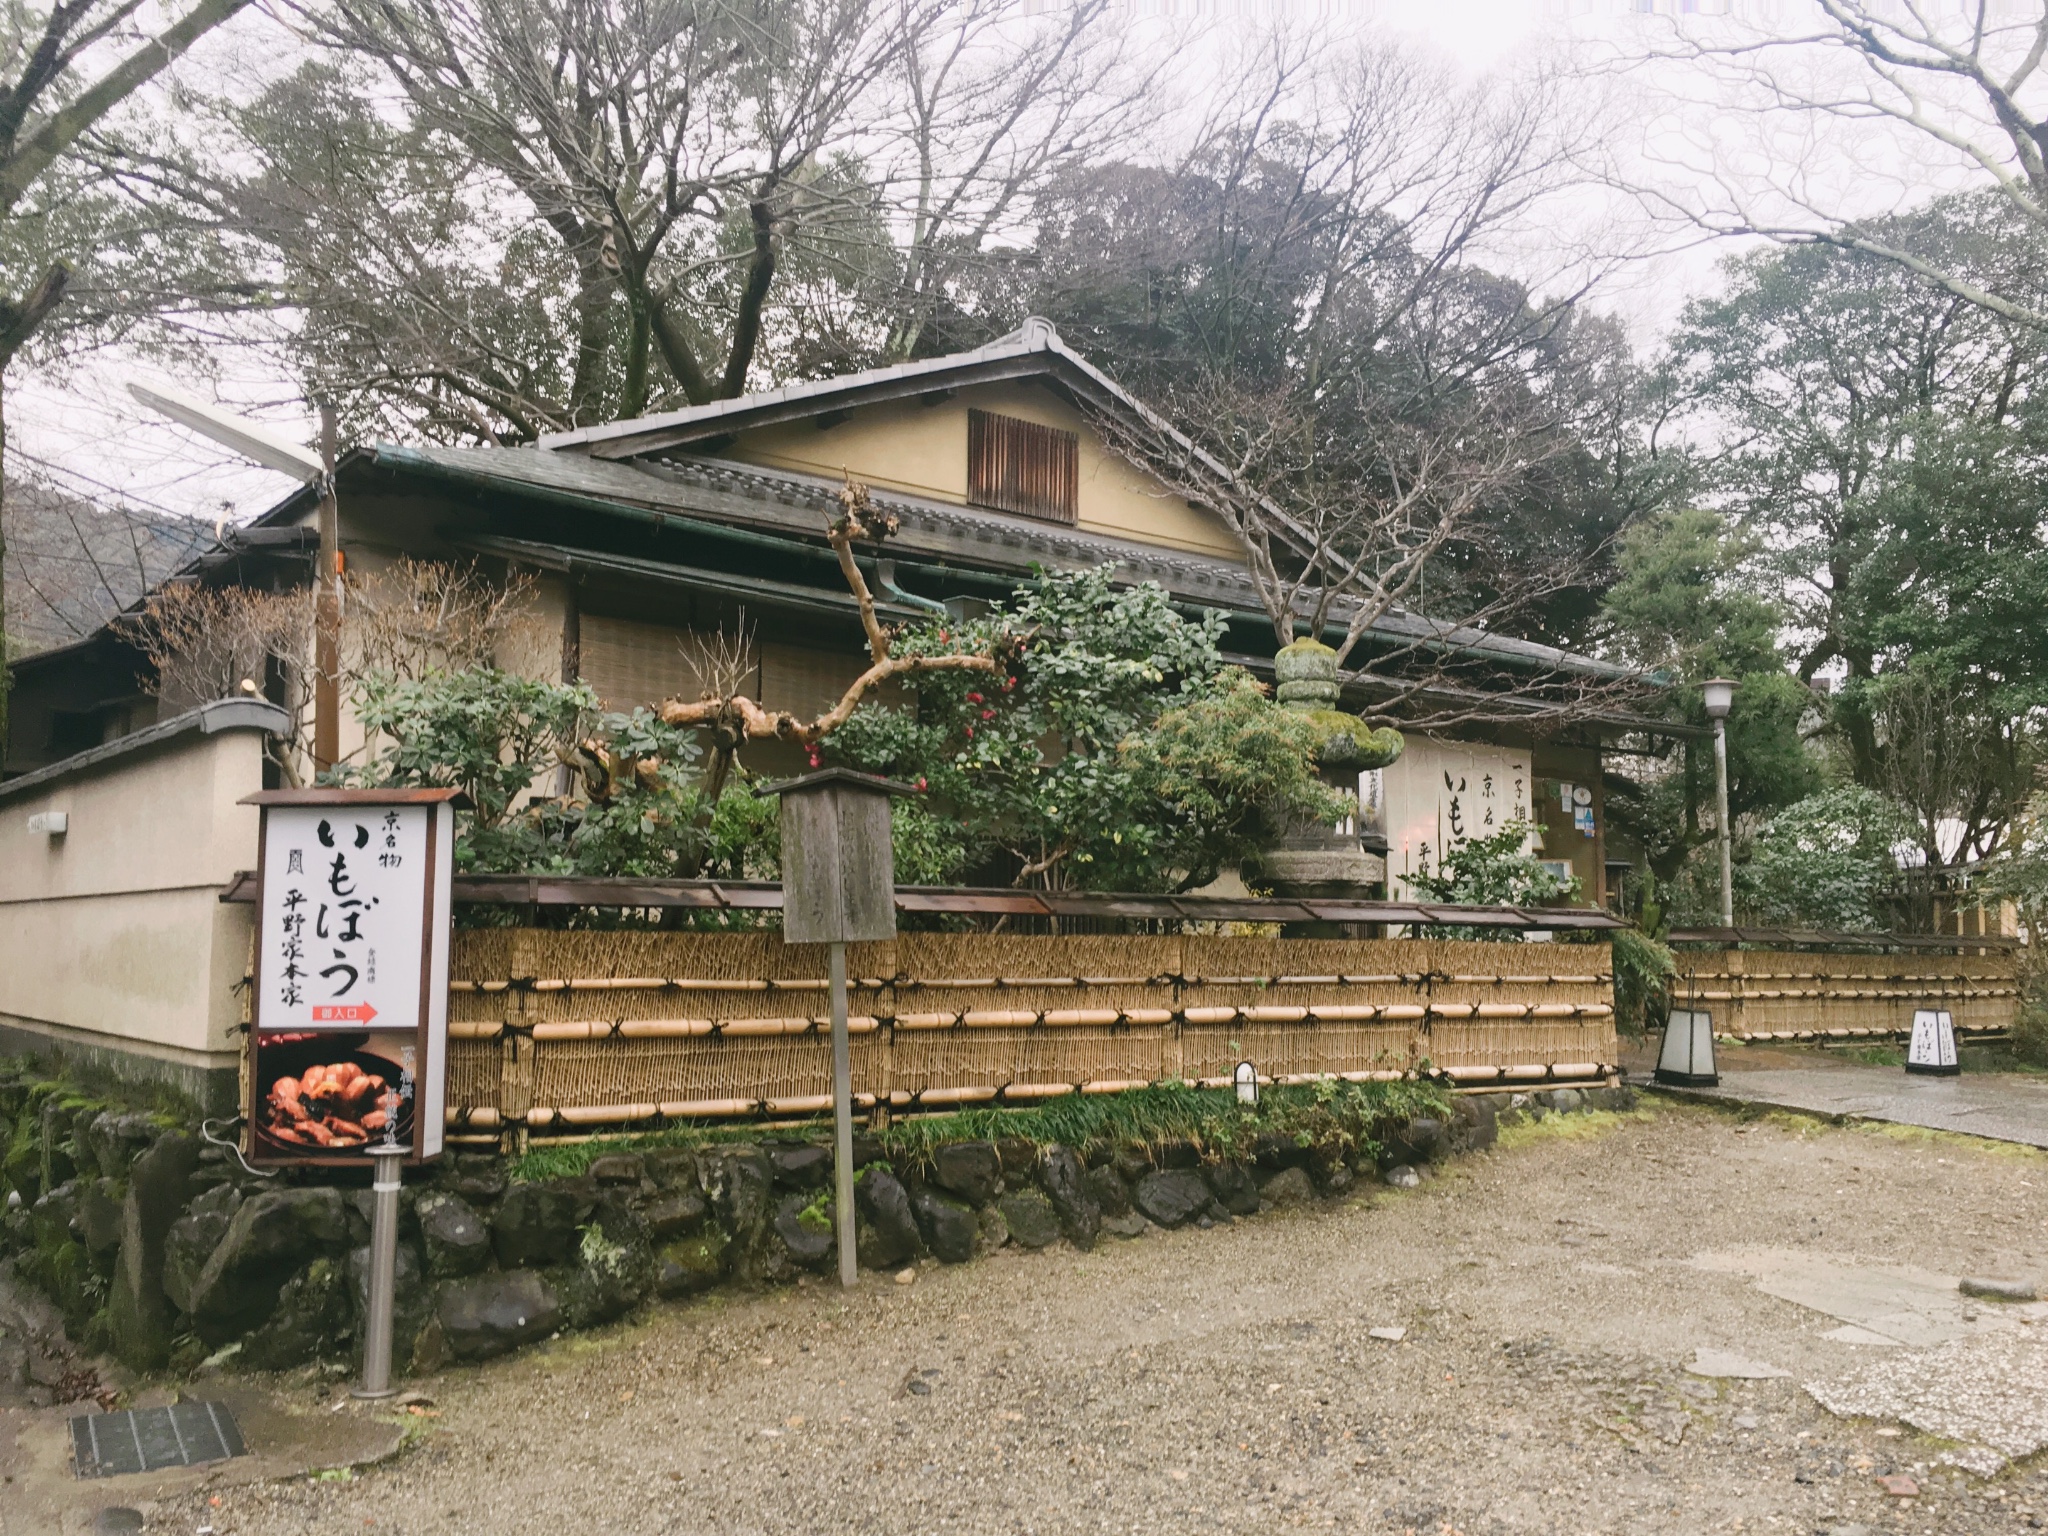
left=535, top=317, right=1178, bottom=462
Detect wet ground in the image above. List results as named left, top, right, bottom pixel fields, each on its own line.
left=22, top=1097, right=2035, bottom=1536
left=1660, top=1040, right=2048, bottom=1150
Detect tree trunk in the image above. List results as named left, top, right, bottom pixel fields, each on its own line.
left=565, top=252, right=615, bottom=427
left=620, top=286, right=653, bottom=420
left=0, top=261, right=73, bottom=763
left=0, top=364, right=10, bottom=762
left=719, top=197, right=778, bottom=399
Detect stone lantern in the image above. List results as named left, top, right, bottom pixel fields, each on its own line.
left=1254, top=639, right=1405, bottom=901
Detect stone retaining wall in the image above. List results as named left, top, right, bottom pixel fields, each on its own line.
left=0, top=1061, right=1631, bottom=1382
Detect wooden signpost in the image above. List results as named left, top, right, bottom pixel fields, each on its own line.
left=766, top=770, right=911, bottom=1288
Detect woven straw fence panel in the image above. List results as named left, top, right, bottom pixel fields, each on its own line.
left=892, top=933, right=1181, bottom=1017
left=1425, top=1019, right=1615, bottom=1070
left=1181, top=936, right=1438, bottom=1001
left=1675, top=949, right=2019, bottom=1037
left=528, top=1030, right=889, bottom=1109
left=890, top=1025, right=1169, bottom=1094
left=445, top=930, right=1621, bottom=1122
left=471, top=931, right=895, bottom=1027
left=446, top=1036, right=501, bottom=1112
left=1180, top=1022, right=1418, bottom=1082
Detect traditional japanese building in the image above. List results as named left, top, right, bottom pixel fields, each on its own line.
left=7, top=319, right=1671, bottom=910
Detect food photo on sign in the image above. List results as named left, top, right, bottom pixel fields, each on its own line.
left=254, top=1033, right=413, bottom=1153
left=242, top=790, right=457, bottom=1165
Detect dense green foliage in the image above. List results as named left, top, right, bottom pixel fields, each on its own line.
left=1608, top=927, right=1675, bottom=1039
left=1403, top=820, right=1578, bottom=911
left=1733, top=787, right=1915, bottom=933
left=828, top=566, right=1345, bottom=890
left=509, top=1078, right=1455, bottom=1184
left=1657, top=204, right=2047, bottom=907
left=343, top=667, right=774, bottom=882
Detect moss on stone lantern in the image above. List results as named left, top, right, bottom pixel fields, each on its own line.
left=1272, top=640, right=1404, bottom=771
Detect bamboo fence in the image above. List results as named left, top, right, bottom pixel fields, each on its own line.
left=1671, top=947, right=2019, bottom=1042
left=432, top=930, right=1618, bottom=1133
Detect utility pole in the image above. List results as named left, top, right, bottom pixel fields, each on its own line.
left=1703, top=678, right=1737, bottom=929
left=313, top=402, right=340, bottom=775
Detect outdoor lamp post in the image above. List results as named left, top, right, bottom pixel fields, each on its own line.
left=768, top=769, right=912, bottom=1289
left=1702, top=678, right=1738, bottom=930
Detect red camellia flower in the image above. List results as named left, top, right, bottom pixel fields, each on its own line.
left=915, top=777, right=928, bottom=792
left=964, top=725, right=974, bottom=738
left=966, top=691, right=983, bottom=704
left=981, top=708, right=994, bottom=720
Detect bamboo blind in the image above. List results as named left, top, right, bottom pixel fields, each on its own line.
left=439, top=930, right=1619, bottom=1131
left=1672, top=948, right=2019, bottom=1041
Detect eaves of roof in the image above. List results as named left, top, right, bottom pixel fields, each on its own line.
left=367, top=441, right=1644, bottom=684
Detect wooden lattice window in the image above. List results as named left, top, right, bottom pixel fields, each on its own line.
left=967, top=409, right=1079, bottom=524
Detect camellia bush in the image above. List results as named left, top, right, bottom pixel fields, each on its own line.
left=1734, top=786, right=1913, bottom=932
left=825, top=565, right=1348, bottom=890
left=343, top=667, right=775, bottom=883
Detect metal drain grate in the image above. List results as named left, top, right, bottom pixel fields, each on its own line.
left=69, top=1402, right=247, bottom=1479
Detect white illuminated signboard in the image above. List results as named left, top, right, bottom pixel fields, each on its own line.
left=246, top=790, right=457, bottom=1163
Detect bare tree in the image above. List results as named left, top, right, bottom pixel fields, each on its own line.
left=1620, top=0, right=2048, bottom=326
left=348, top=557, right=545, bottom=681
left=1105, top=370, right=1651, bottom=735
left=1076, top=39, right=1653, bottom=731
left=123, top=581, right=318, bottom=782
left=285, top=0, right=924, bottom=428
left=867, top=0, right=1156, bottom=364
left=122, top=558, right=551, bottom=786
left=0, top=468, right=209, bottom=652
left=0, top=0, right=260, bottom=744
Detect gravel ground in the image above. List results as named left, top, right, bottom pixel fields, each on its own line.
left=159, top=1099, right=2048, bottom=1535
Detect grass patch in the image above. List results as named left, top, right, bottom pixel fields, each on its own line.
left=1855, top=1120, right=2048, bottom=1161
left=507, top=1078, right=1452, bottom=1182
left=1495, top=1106, right=1652, bottom=1151
left=874, top=1079, right=1451, bottom=1167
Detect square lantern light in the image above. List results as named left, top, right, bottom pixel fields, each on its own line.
left=1655, top=1008, right=1719, bottom=1087
left=1906, top=1009, right=1959, bottom=1076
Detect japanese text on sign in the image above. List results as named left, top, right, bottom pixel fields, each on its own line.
left=260, top=806, right=429, bottom=1031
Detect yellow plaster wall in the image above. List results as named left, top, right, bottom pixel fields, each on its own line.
left=730, top=382, right=1245, bottom=560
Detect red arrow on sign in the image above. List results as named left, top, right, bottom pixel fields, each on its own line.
left=312, top=1002, right=379, bottom=1024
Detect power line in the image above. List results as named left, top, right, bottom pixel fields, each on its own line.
left=3, top=443, right=221, bottom=529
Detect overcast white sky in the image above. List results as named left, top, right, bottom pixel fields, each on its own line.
left=2, top=0, right=1975, bottom=525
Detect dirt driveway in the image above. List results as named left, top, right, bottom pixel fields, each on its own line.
left=149, top=1100, right=2047, bottom=1535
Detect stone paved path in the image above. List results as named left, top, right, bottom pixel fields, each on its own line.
left=1649, top=1046, right=2048, bottom=1149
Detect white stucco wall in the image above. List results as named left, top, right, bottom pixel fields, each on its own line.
left=1376, top=735, right=1535, bottom=901
left=0, top=710, right=268, bottom=1078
